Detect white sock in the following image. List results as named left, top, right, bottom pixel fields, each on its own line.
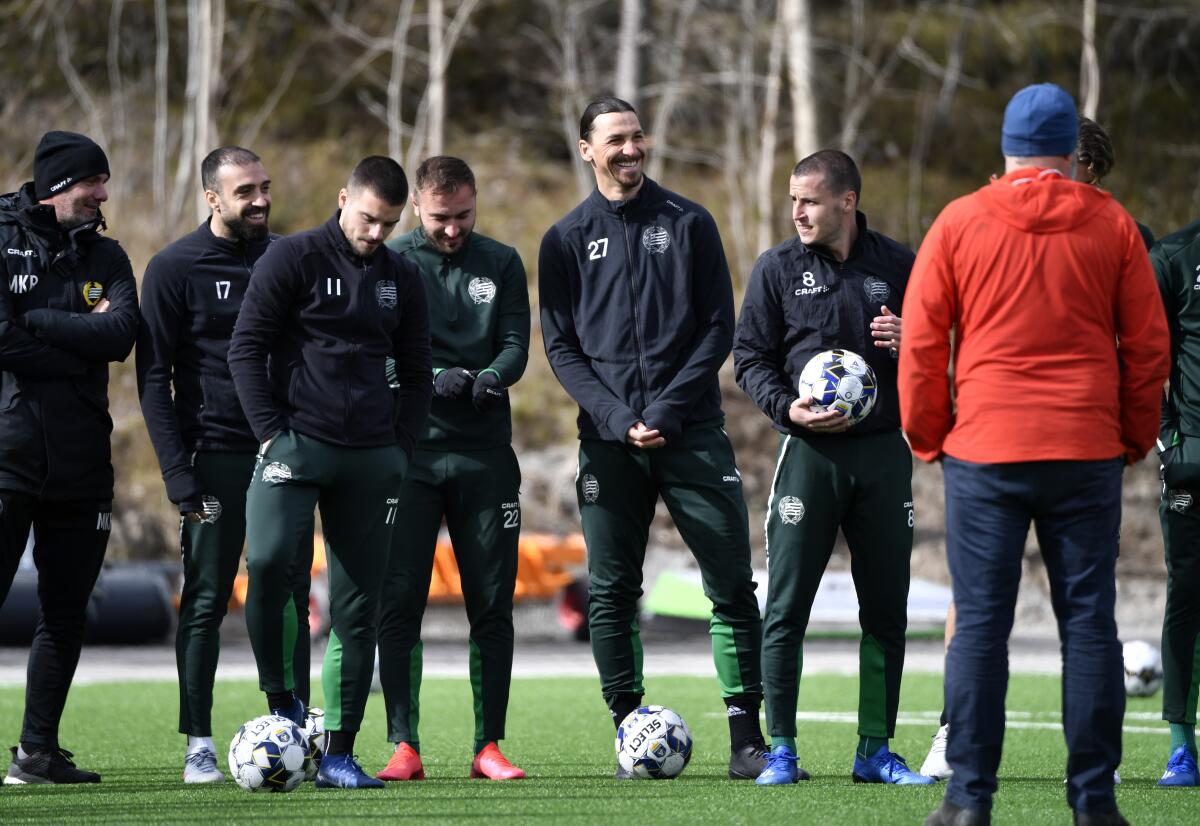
left=187, top=736, right=215, bottom=755
left=16, top=745, right=29, bottom=760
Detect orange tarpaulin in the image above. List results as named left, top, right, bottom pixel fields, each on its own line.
left=227, top=532, right=585, bottom=610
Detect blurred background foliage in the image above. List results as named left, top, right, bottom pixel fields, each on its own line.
left=0, top=0, right=1195, bottom=566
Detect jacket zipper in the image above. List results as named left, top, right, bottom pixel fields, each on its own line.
left=618, top=208, right=650, bottom=408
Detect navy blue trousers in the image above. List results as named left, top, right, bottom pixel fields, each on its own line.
left=942, top=457, right=1124, bottom=815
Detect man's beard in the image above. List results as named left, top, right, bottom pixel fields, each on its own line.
left=224, top=208, right=270, bottom=242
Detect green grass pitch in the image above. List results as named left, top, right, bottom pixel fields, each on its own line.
left=0, top=673, right=1195, bottom=824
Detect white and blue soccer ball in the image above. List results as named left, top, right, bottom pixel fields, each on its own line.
left=302, top=707, right=327, bottom=781
left=1123, top=640, right=1164, bottom=698
left=797, top=348, right=878, bottom=425
left=616, top=705, right=693, bottom=779
left=228, top=714, right=308, bottom=792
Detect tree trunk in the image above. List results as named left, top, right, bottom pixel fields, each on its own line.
left=782, top=0, right=818, bottom=161
left=153, top=0, right=169, bottom=228
left=756, top=14, right=786, bottom=256
left=427, top=0, right=446, bottom=157
left=387, top=0, right=416, bottom=162
left=614, top=0, right=642, bottom=106
left=1080, top=0, right=1100, bottom=119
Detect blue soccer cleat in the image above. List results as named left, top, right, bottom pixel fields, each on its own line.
left=315, top=753, right=385, bottom=789
left=1158, top=746, right=1200, bottom=787
left=756, top=745, right=801, bottom=785
left=852, top=745, right=936, bottom=785
left=269, top=695, right=306, bottom=727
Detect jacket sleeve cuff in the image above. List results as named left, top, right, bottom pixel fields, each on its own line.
left=163, top=468, right=202, bottom=505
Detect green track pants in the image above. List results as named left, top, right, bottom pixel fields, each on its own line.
left=761, top=430, right=913, bottom=740
left=176, top=451, right=313, bottom=736
left=1158, top=494, right=1200, bottom=725
left=377, top=445, right=521, bottom=748
left=245, top=430, right=407, bottom=733
left=577, top=424, right=762, bottom=705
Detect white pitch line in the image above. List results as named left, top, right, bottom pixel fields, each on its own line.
left=704, top=709, right=1169, bottom=735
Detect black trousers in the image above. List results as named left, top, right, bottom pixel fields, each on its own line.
left=0, top=491, right=110, bottom=749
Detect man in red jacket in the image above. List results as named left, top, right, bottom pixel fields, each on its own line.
left=901, top=84, right=1170, bottom=826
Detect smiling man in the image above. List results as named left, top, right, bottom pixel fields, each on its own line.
left=0, top=130, right=139, bottom=784
left=228, top=155, right=432, bottom=789
left=539, top=97, right=768, bottom=780
left=137, top=146, right=315, bottom=784
left=375, top=156, right=530, bottom=782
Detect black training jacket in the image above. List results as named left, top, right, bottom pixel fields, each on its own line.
left=228, top=212, right=432, bottom=456
left=137, top=220, right=273, bottom=505
left=0, top=183, right=139, bottom=500
left=539, top=177, right=733, bottom=442
left=733, top=212, right=913, bottom=438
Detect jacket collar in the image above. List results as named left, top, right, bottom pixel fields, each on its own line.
left=586, top=176, right=661, bottom=215
left=321, top=210, right=387, bottom=267
left=412, top=225, right=472, bottom=264
left=0, top=182, right=105, bottom=253
left=199, top=216, right=272, bottom=258
left=798, top=210, right=872, bottom=264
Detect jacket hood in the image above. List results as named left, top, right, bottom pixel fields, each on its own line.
left=977, top=168, right=1111, bottom=234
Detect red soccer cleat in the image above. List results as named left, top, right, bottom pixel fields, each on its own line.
left=376, top=742, right=425, bottom=781
left=469, top=742, right=526, bottom=780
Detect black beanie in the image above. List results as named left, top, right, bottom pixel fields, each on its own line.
left=33, top=131, right=110, bottom=200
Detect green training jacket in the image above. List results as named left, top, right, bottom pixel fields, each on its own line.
left=1153, top=219, right=1200, bottom=450
left=388, top=227, right=530, bottom=450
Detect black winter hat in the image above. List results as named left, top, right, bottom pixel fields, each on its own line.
left=33, top=131, right=110, bottom=200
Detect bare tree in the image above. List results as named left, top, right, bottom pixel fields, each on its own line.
left=756, top=14, right=787, bottom=255
left=782, top=0, right=818, bottom=161
left=645, top=0, right=698, bottom=182
left=1080, top=0, right=1100, bottom=118
left=614, top=0, right=643, bottom=106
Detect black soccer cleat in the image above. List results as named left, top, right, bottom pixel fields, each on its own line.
left=729, top=737, right=810, bottom=780
left=5, top=746, right=101, bottom=784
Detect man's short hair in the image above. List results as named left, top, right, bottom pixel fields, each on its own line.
left=792, top=150, right=862, bottom=202
left=580, top=96, right=637, bottom=141
left=1076, top=116, right=1115, bottom=183
left=347, top=156, right=409, bottom=205
left=200, top=146, right=261, bottom=193
left=414, top=156, right=476, bottom=196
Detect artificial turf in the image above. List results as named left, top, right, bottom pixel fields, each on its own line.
left=0, top=673, right=1195, bottom=824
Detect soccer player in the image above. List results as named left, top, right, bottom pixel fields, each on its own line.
left=228, top=156, right=432, bottom=789
left=903, top=83, right=1169, bottom=826
left=733, top=149, right=932, bottom=786
left=539, top=96, right=768, bottom=780
left=0, top=131, right=139, bottom=784
left=918, top=114, right=1154, bottom=783
left=138, top=146, right=314, bottom=784
left=1151, top=217, right=1200, bottom=787
left=375, top=156, right=530, bottom=781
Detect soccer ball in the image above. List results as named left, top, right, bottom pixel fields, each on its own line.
left=1123, top=640, right=1163, bottom=697
left=228, top=714, right=308, bottom=792
left=797, top=349, right=878, bottom=425
left=302, top=707, right=327, bottom=780
left=616, top=705, right=693, bottom=779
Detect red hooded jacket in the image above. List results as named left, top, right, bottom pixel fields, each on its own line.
left=899, top=168, right=1170, bottom=465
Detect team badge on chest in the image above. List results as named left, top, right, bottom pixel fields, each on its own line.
left=642, top=226, right=671, bottom=254
left=468, top=276, right=496, bottom=304
left=863, top=276, right=890, bottom=303
left=82, top=281, right=104, bottom=306
left=376, top=279, right=398, bottom=309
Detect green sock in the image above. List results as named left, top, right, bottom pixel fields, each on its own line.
left=771, top=736, right=797, bottom=752
left=475, top=739, right=490, bottom=755
left=857, top=735, right=888, bottom=759
left=1169, top=723, right=1197, bottom=758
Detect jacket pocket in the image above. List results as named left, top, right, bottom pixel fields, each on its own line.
left=0, top=373, right=21, bottom=413
left=1163, top=434, right=1200, bottom=491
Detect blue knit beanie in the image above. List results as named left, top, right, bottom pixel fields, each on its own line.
left=1001, top=84, right=1078, bottom=157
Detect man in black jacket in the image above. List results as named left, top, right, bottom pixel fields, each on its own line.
left=0, top=131, right=138, bottom=784
left=733, top=150, right=930, bottom=786
left=539, top=97, right=767, bottom=779
left=137, top=146, right=313, bottom=784
left=229, top=155, right=431, bottom=789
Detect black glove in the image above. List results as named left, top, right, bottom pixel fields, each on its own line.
left=472, top=369, right=508, bottom=411
left=433, top=367, right=475, bottom=400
